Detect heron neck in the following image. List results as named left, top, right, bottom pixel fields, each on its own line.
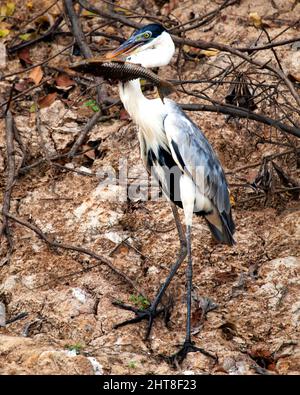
left=118, top=79, right=168, bottom=153
left=118, top=79, right=147, bottom=123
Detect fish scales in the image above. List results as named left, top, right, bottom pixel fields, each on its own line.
left=70, top=59, right=176, bottom=100
left=71, top=60, right=161, bottom=84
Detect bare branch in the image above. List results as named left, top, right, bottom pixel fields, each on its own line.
left=180, top=103, right=300, bottom=139
left=7, top=15, right=64, bottom=54
left=5, top=212, right=147, bottom=298
left=1, top=111, right=15, bottom=258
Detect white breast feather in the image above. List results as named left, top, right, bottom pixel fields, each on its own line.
left=119, top=80, right=169, bottom=155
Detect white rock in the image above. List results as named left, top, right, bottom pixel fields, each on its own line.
left=290, top=52, right=300, bottom=71
left=53, top=121, right=81, bottom=134
left=78, top=166, right=92, bottom=174
left=65, top=162, right=75, bottom=169
left=72, top=288, right=87, bottom=304
left=148, top=266, right=160, bottom=275
left=87, top=357, right=104, bottom=375
left=40, top=101, right=66, bottom=125
left=0, top=275, right=18, bottom=292
left=0, top=302, right=6, bottom=327
left=21, top=275, right=37, bottom=288
left=74, top=202, right=89, bottom=219
left=64, top=349, right=77, bottom=357
left=104, top=231, right=124, bottom=244
left=183, top=370, right=195, bottom=375
left=34, top=219, right=54, bottom=234
left=291, top=300, right=300, bottom=327
left=0, top=43, right=6, bottom=69
left=47, top=287, right=95, bottom=317
left=31, top=243, right=42, bottom=252
left=228, top=360, right=248, bottom=375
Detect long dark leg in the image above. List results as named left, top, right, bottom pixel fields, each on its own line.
left=166, top=225, right=217, bottom=366
left=185, top=225, right=193, bottom=344
left=113, top=203, right=187, bottom=338
left=150, top=203, right=187, bottom=312
left=170, top=202, right=186, bottom=246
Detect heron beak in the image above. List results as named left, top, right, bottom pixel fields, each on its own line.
left=106, top=37, right=143, bottom=60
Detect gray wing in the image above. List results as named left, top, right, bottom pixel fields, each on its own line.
left=163, top=100, right=231, bottom=216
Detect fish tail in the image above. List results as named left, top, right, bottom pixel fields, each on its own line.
left=204, top=206, right=236, bottom=246
left=158, top=80, right=176, bottom=102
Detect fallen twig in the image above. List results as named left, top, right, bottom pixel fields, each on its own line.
left=170, top=0, right=239, bottom=34
left=0, top=111, right=16, bottom=260
left=180, top=102, right=300, bottom=138
left=6, top=312, right=29, bottom=325
left=64, top=0, right=106, bottom=104
left=227, top=148, right=300, bottom=175
left=0, top=77, right=53, bottom=110
left=68, top=112, right=113, bottom=157
left=5, top=213, right=147, bottom=298
left=7, top=15, right=64, bottom=54
left=8, top=0, right=60, bottom=47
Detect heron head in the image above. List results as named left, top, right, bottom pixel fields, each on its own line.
left=106, top=23, right=175, bottom=68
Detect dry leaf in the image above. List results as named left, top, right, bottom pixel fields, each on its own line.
left=6, top=2, right=15, bottom=16
left=81, top=9, right=96, bottom=17
left=119, top=109, right=129, bottom=120
left=0, top=20, right=11, bottom=37
left=34, top=13, right=54, bottom=34
left=288, top=73, right=300, bottom=83
left=19, top=32, right=37, bottom=41
left=229, top=193, right=236, bottom=207
left=0, top=2, right=15, bottom=21
left=38, top=92, right=57, bottom=108
left=14, top=80, right=30, bottom=92
left=249, top=12, right=262, bottom=28
left=0, top=28, right=10, bottom=38
left=55, top=73, right=75, bottom=89
left=106, top=26, right=116, bottom=35
left=26, top=1, right=33, bottom=10
left=82, top=144, right=96, bottom=160
left=161, top=0, right=178, bottom=15
left=18, top=47, right=33, bottom=64
left=0, top=6, right=6, bottom=20
left=183, top=45, right=219, bottom=58
left=245, top=169, right=259, bottom=184
left=29, top=66, right=43, bottom=85
left=113, top=6, right=132, bottom=16
left=249, top=12, right=263, bottom=28
left=214, top=268, right=238, bottom=285
left=199, top=49, right=219, bottom=57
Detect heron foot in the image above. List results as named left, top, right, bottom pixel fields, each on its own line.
left=112, top=301, right=165, bottom=339
left=164, top=340, right=217, bottom=367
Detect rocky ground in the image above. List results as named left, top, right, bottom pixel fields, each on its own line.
left=0, top=0, right=299, bottom=375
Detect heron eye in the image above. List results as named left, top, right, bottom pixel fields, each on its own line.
left=143, top=32, right=151, bottom=39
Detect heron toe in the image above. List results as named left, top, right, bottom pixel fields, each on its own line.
left=164, top=340, right=217, bottom=367
left=112, top=301, right=165, bottom=339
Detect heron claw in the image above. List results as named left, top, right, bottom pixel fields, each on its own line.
left=112, top=301, right=165, bottom=339
left=163, top=340, right=218, bottom=366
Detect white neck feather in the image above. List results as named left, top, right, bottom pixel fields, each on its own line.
left=118, top=31, right=175, bottom=154
left=118, top=80, right=168, bottom=153
left=118, top=79, right=145, bottom=123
